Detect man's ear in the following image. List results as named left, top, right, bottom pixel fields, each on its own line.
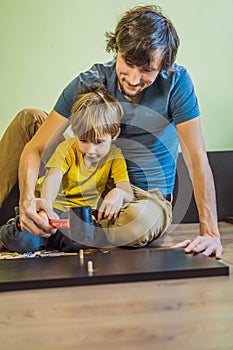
left=112, top=127, right=121, bottom=140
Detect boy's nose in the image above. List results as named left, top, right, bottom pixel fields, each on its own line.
left=87, top=143, right=96, bottom=153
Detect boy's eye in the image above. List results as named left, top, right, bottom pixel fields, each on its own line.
left=95, top=139, right=105, bottom=144
left=79, top=139, right=105, bottom=144
left=79, top=139, right=88, bottom=143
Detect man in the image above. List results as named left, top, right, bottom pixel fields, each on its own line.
left=0, top=5, right=222, bottom=257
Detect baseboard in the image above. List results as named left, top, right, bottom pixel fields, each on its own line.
left=172, top=151, right=233, bottom=223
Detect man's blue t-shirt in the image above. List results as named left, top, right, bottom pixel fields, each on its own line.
left=54, top=59, right=200, bottom=195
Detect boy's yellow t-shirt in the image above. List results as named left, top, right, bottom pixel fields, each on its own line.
left=36, top=138, right=129, bottom=212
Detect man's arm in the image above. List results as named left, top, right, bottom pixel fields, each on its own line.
left=173, top=117, right=223, bottom=258
left=19, top=109, right=68, bottom=237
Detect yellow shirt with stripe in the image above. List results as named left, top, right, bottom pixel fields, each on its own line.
left=36, top=138, right=129, bottom=212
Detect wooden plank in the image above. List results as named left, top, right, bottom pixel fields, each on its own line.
left=0, top=223, right=232, bottom=350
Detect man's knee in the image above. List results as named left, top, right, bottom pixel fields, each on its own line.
left=125, top=205, right=172, bottom=248
left=117, top=199, right=164, bottom=232
left=14, top=108, right=47, bottom=138
left=125, top=225, right=163, bottom=247
left=105, top=198, right=172, bottom=247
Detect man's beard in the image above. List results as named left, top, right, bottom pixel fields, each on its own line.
left=118, top=80, right=144, bottom=98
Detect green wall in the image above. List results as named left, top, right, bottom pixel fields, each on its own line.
left=1, top=0, right=232, bottom=150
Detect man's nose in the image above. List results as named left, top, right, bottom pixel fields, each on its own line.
left=127, top=68, right=141, bottom=85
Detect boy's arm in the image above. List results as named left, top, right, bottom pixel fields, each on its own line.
left=97, top=180, right=134, bottom=222
left=97, top=147, right=134, bottom=222
left=116, top=180, right=134, bottom=202
left=40, top=168, right=64, bottom=208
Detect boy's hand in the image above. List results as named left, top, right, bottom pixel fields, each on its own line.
left=97, top=188, right=125, bottom=222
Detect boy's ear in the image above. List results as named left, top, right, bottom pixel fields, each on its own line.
left=112, top=127, right=121, bottom=140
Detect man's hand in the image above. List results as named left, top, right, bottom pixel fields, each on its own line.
left=19, top=197, right=59, bottom=238
left=97, top=188, right=125, bottom=223
left=172, top=235, right=223, bottom=259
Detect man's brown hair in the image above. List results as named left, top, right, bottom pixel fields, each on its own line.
left=106, top=5, right=180, bottom=71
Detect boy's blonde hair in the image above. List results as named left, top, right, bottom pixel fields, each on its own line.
left=71, top=84, right=122, bottom=142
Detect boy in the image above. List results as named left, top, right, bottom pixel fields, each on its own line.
left=0, top=84, right=133, bottom=253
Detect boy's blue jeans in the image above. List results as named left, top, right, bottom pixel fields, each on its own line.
left=0, top=209, right=85, bottom=253
left=0, top=223, right=87, bottom=254
left=0, top=206, right=110, bottom=253
left=0, top=222, right=46, bottom=253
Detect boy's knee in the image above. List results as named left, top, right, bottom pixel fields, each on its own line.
left=0, top=221, right=44, bottom=254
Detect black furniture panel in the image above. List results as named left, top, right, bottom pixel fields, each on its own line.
left=0, top=249, right=229, bottom=292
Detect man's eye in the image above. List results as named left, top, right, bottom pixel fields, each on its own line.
left=141, top=67, right=154, bottom=73
left=125, top=61, right=134, bottom=67
left=79, top=139, right=88, bottom=143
